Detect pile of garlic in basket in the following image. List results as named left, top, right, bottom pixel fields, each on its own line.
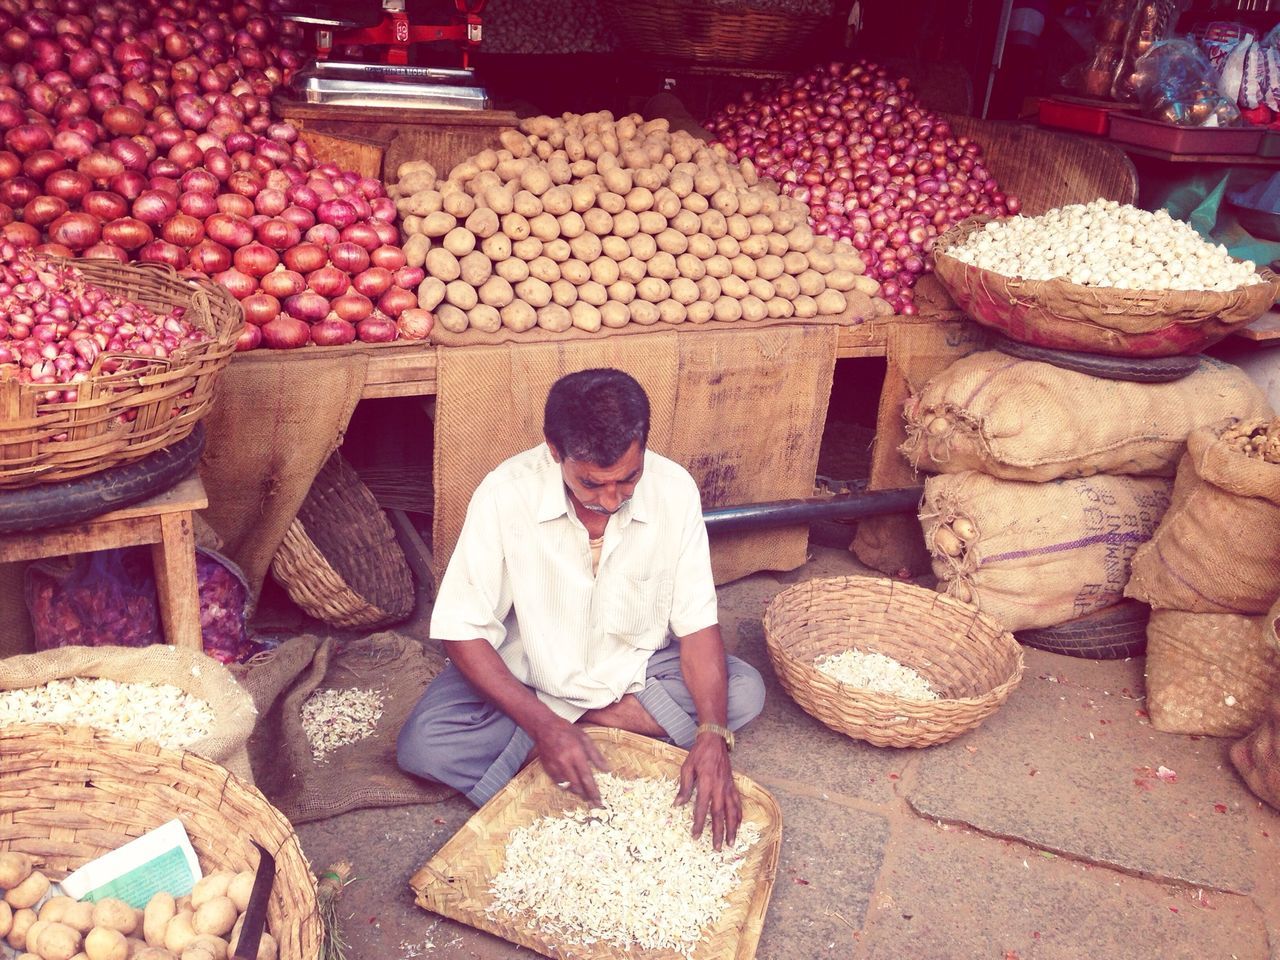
left=813, top=648, right=939, bottom=700
left=487, top=774, right=759, bottom=958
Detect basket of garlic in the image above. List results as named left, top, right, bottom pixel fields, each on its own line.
left=763, top=576, right=1024, bottom=748
left=411, top=727, right=782, bottom=960
left=931, top=201, right=1280, bottom=357
left=0, top=724, right=320, bottom=960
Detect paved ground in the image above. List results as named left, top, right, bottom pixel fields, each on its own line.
left=294, top=542, right=1280, bottom=960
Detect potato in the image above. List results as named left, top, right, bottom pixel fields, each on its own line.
left=669, top=210, right=700, bottom=237
left=528, top=257, right=560, bottom=283
left=686, top=234, right=715, bottom=261
left=480, top=233, right=511, bottom=263
left=404, top=190, right=444, bottom=218
left=528, top=213, right=559, bottom=242
left=512, top=190, right=542, bottom=218
left=483, top=186, right=514, bottom=216
left=607, top=281, right=636, bottom=305
left=179, top=947, right=214, bottom=960
left=715, top=236, right=740, bottom=259
left=84, top=927, right=128, bottom=960
left=0, top=901, right=11, bottom=939
left=600, top=236, right=629, bottom=262
left=24, top=921, right=49, bottom=957
left=721, top=276, right=750, bottom=300
left=512, top=237, right=543, bottom=262
left=420, top=211, right=456, bottom=238
left=556, top=212, right=585, bottom=240
left=441, top=227, right=475, bottom=258
left=629, top=300, right=659, bottom=326
left=455, top=251, right=490, bottom=287
left=784, top=225, right=814, bottom=254
left=495, top=257, right=529, bottom=284
left=5, top=872, right=48, bottom=910
left=597, top=191, right=626, bottom=215
left=730, top=255, right=757, bottom=280
left=499, top=300, right=536, bottom=332
left=560, top=259, right=591, bottom=285
left=657, top=300, right=686, bottom=324
left=190, top=900, right=234, bottom=941
left=737, top=190, right=762, bottom=218
left=755, top=255, right=785, bottom=281
left=687, top=300, right=714, bottom=324
left=226, top=929, right=274, bottom=960
left=699, top=210, right=728, bottom=240
left=831, top=247, right=864, bottom=274
left=667, top=171, right=693, bottom=199
left=610, top=210, right=639, bottom=240
left=519, top=166, right=552, bottom=197
left=92, top=901, right=136, bottom=938
left=793, top=295, right=818, bottom=319
left=462, top=304, right=498, bottom=334
left=514, top=278, right=552, bottom=308
left=401, top=233, right=430, bottom=270
left=173, top=901, right=190, bottom=917
left=568, top=233, right=602, bottom=264
left=822, top=269, right=857, bottom=292
left=187, top=936, right=227, bottom=960
left=624, top=188, right=654, bottom=214
left=747, top=278, right=775, bottom=301
left=704, top=255, right=732, bottom=280
left=765, top=232, right=790, bottom=257
left=628, top=234, right=657, bottom=262
left=815, top=290, right=847, bottom=315
left=617, top=257, right=646, bottom=284
left=601, top=166, right=632, bottom=195
left=599, top=302, right=630, bottom=328
left=500, top=212, right=530, bottom=241
left=38, top=898, right=74, bottom=925
left=635, top=278, right=670, bottom=304
left=654, top=229, right=687, bottom=256
left=443, top=191, right=475, bottom=219
left=543, top=239, right=571, bottom=263
left=143, top=896, right=175, bottom=949
left=641, top=253, right=672, bottom=281
left=806, top=249, right=835, bottom=274
left=478, top=275, right=514, bottom=309
left=768, top=297, right=795, bottom=319
left=668, top=277, right=699, bottom=306
left=693, top=169, right=720, bottom=196
left=582, top=209, right=612, bottom=237
left=549, top=279, right=577, bottom=308
left=637, top=211, right=666, bottom=236
left=418, top=276, right=447, bottom=312
left=739, top=235, right=768, bottom=259
left=711, top=297, right=741, bottom=322
left=9, top=908, right=36, bottom=950
left=652, top=188, right=681, bottom=220
left=397, top=159, right=436, bottom=182
left=60, top=903, right=94, bottom=936
left=633, top=167, right=664, bottom=191
left=570, top=183, right=597, bottom=213
left=773, top=274, right=800, bottom=300
left=672, top=253, right=705, bottom=282
left=464, top=208, right=500, bottom=240
left=536, top=304, right=571, bottom=333
left=577, top=281, right=608, bottom=307
left=588, top=256, right=619, bottom=286
left=444, top=280, right=479, bottom=311
left=424, top=248, right=461, bottom=283
left=740, top=295, right=767, bottom=322
left=568, top=301, right=601, bottom=333
left=797, top=270, right=825, bottom=297
left=435, top=303, right=469, bottom=333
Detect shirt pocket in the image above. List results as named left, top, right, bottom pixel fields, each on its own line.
left=605, top=574, right=674, bottom=650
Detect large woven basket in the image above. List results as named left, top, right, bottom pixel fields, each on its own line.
left=763, top=576, right=1024, bottom=748
left=411, top=727, right=783, bottom=960
left=932, top=217, right=1280, bottom=358
left=0, top=723, right=320, bottom=959
left=599, top=0, right=829, bottom=66
left=271, top=450, right=414, bottom=628
left=0, top=258, right=242, bottom=488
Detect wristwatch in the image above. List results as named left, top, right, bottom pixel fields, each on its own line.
left=696, top=723, right=735, bottom=752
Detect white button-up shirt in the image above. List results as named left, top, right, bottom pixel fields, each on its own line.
left=430, top=443, right=719, bottom=721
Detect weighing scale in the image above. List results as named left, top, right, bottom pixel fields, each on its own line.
left=281, top=0, right=490, bottom=111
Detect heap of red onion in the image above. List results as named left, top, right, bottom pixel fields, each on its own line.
left=0, top=0, right=418, bottom=348
left=706, top=60, right=1020, bottom=314
left=0, top=241, right=208, bottom=402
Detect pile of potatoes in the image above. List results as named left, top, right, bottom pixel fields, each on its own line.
left=392, top=111, right=890, bottom=335
left=0, top=852, right=275, bottom=960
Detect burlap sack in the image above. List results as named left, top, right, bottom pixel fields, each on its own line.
left=902, top=353, right=1270, bottom=481
left=921, top=471, right=1172, bottom=632
left=1231, top=698, right=1280, bottom=811
left=0, top=645, right=257, bottom=782
left=1145, top=610, right=1280, bottom=737
left=1126, top=422, right=1280, bottom=615
left=237, top=631, right=451, bottom=823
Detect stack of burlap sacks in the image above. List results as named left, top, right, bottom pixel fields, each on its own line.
left=902, top=352, right=1270, bottom=633
left=1122, top=418, right=1280, bottom=810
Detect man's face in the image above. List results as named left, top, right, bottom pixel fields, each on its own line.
left=550, top=439, right=645, bottom=517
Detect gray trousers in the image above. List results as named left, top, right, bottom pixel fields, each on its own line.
left=396, top=642, right=766, bottom=806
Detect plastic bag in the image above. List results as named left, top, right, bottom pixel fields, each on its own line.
left=1112, top=0, right=1191, bottom=101
left=1131, top=37, right=1242, bottom=125
left=25, top=546, right=254, bottom=663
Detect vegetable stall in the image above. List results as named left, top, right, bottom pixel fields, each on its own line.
left=1, top=0, right=1280, bottom=959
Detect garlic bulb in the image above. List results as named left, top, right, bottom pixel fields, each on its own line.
left=948, top=199, right=1262, bottom=292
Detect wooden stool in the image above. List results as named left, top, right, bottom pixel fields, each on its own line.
left=0, top=473, right=208, bottom=651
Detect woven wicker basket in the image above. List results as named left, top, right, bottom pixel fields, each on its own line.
left=763, top=576, right=1024, bottom=748
left=598, top=0, right=828, bottom=66
left=0, top=259, right=242, bottom=488
left=411, top=727, right=782, bottom=960
left=0, top=723, right=320, bottom=959
left=932, top=217, right=1280, bottom=358
left=271, top=451, right=414, bottom=628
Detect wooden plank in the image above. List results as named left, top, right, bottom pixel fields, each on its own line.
left=1233, top=309, right=1280, bottom=343
left=151, top=512, right=202, bottom=651
left=387, top=509, right=435, bottom=603
left=298, top=129, right=386, bottom=179
left=0, top=515, right=161, bottom=562
left=273, top=98, right=519, bottom=128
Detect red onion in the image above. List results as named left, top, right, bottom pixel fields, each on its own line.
left=260, top=315, right=309, bottom=349
left=304, top=223, right=339, bottom=246
left=306, top=264, right=349, bottom=299
left=235, top=323, right=261, bottom=351
left=377, top=287, right=416, bottom=319
left=331, top=291, right=372, bottom=323
left=370, top=244, right=407, bottom=271
left=397, top=308, right=433, bottom=341
left=310, top=316, right=356, bottom=346
left=352, top=267, right=392, bottom=299
left=101, top=217, right=153, bottom=250
left=178, top=191, right=218, bottom=219
left=328, top=241, right=368, bottom=274
left=213, top=266, right=256, bottom=299
left=255, top=217, right=299, bottom=251
left=240, top=292, right=279, bottom=326
left=284, top=291, right=329, bottom=323
left=161, top=213, right=204, bottom=248
left=216, top=193, right=255, bottom=219
left=282, top=242, right=326, bottom=274
left=187, top=239, right=231, bottom=273
left=132, top=189, right=176, bottom=225
left=83, top=241, right=126, bottom=262
left=259, top=268, right=305, bottom=299
left=23, top=196, right=69, bottom=228
left=356, top=315, right=397, bottom=343
left=394, top=265, right=425, bottom=289
left=371, top=220, right=399, bottom=246
left=205, top=212, right=253, bottom=249
left=48, top=211, right=100, bottom=250
left=44, top=169, right=91, bottom=204
left=316, top=199, right=356, bottom=230
left=85, top=190, right=133, bottom=222
left=24, top=150, right=67, bottom=181
left=232, top=241, right=277, bottom=277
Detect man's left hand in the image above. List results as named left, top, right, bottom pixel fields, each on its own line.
left=675, top=733, right=741, bottom=850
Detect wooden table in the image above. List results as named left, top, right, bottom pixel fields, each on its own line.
left=0, top=474, right=208, bottom=651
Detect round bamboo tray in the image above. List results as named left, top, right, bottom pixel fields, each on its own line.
left=0, top=723, right=320, bottom=960
left=598, top=0, right=827, bottom=66
left=932, top=217, right=1280, bottom=358
left=763, top=576, right=1024, bottom=748
left=0, top=258, right=242, bottom=488
left=271, top=451, right=414, bottom=628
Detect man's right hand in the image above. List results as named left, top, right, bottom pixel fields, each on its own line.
left=534, top=718, right=608, bottom=806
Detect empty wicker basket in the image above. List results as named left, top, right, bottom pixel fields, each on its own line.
left=271, top=451, right=414, bottom=629
left=763, top=576, right=1024, bottom=748
left=0, top=723, right=320, bottom=960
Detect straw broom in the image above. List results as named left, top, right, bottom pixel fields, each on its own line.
left=316, top=860, right=353, bottom=960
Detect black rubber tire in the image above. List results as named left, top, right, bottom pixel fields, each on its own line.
left=0, top=424, right=205, bottom=535
left=1016, top=599, right=1151, bottom=660
left=990, top=334, right=1201, bottom=383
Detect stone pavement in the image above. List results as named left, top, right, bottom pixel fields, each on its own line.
left=296, top=545, right=1280, bottom=960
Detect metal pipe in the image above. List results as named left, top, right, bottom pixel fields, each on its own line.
left=703, top=485, right=924, bottom=533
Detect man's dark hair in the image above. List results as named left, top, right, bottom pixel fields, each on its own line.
left=543, top=368, right=650, bottom=466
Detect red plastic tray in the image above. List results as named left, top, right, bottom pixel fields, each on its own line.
left=1038, top=97, right=1115, bottom=136
left=1109, top=115, right=1263, bottom=155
